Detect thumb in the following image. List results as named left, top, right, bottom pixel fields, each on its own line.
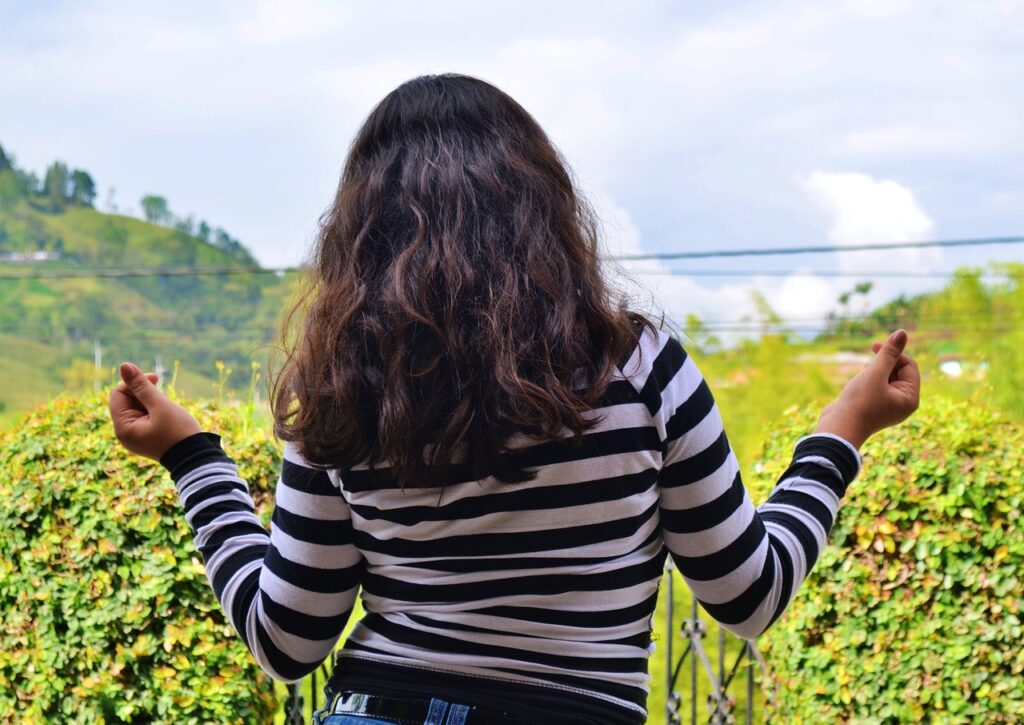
left=120, top=362, right=163, bottom=408
left=870, top=330, right=908, bottom=374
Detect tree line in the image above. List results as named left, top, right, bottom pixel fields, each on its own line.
left=0, top=141, right=256, bottom=265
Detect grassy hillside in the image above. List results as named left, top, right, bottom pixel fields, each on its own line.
left=0, top=162, right=301, bottom=427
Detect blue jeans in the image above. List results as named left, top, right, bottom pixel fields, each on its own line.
left=312, top=694, right=471, bottom=725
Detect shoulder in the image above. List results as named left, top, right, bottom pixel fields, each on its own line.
left=615, top=325, right=690, bottom=397
left=282, top=440, right=343, bottom=490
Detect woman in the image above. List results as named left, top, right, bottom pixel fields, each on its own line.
left=109, top=73, right=920, bottom=725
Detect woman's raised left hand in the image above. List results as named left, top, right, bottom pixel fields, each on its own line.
left=108, top=362, right=202, bottom=461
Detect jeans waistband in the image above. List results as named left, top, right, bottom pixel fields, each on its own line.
left=313, top=690, right=536, bottom=725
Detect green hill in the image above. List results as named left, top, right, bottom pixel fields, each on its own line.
left=0, top=143, right=300, bottom=427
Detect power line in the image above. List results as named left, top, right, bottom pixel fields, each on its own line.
left=2, top=234, right=1023, bottom=280
left=610, top=235, right=1024, bottom=261
left=625, top=269, right=1004, bottom=279
left=1, top=308, right=1019, bottom=337
left=0, top=266, right=285, bottom=280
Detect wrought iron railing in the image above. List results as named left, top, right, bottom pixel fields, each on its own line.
left=280, top=565, right=777, bottom=724
left=663, top=561, right=778, bottom=724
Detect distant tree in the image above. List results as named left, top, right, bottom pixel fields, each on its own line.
left=140, top=195, right=170, bottom=224
left=20, top=170, right=41, bottom=195
left=0, top=172, right=22, bottom=207
left=70, top=169, right=97, bottom=206
left=197, top=220, right=211, bottom=243
left=214, top=227, right=232, bottom=249
left=0, top=143, right=11, bottom=171
left=682, top=313, right=721, bottom=355
left=42, top=161, right=70, bottom=212
left=173, top=214, right=196, bottom=236
left=213, top=227, right=257, bottom=265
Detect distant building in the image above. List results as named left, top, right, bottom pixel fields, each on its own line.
left=0, top=250, right=62, bottom=262
left=938, top=355, right=963, bottom=378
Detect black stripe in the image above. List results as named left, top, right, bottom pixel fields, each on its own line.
left=182, top=478, right=249, bottom=513
left=259, top=589, right=353, bottom=641
left=660, top=470, right=744, bottom=533
left=282, top=459, right=338, bottom=495
left=253, top=619, right=322, bottom=681
left=231, top=567, right=261, bottom=650
left=697, top=549, right=774, bottom=626
left=659, top=431, right=730, bottom=488
left=777, top=460, right=845, bottom=500
left=264, top=546, right=362, bottom=594
left=350, top=469, right=658, bottom=525
left=272, top=505, right=354, bottom=546
left=160, top=431, right=231, bottom=481
left=188, top=490, right=255, bottom=531
left=210, top=546, right=265, bottom=600
left=488, top=666, right=649, bottom=708
left=664, top=380, right=716, bottom=444
left=793, top=436, right=859, bottom=488
left=765, top=542, right=794, bottom=631
left=765, top=489, right=834, bottom=534
left=405, top=526, right=662, bottom=574
left=670, top=515, right=765, bottom=581
left=352, top=501, right=658, bottom=559
left=474, top=589, right=662, bottom=629
left=361, top=552, right=666, bottom=603
left=342, top=426, right=662, bottom=492
left=637, top=336, right=687, bottom=416
left=593, top=378, right=646, bottom=408
left=359, top=613, right=649, bottom=674
left=762, top=510, right=819, bottom=569
left=202, top=520, right=270, bottom=554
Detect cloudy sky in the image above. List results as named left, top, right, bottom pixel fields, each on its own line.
left=3, top=0, right=1024, bottom=332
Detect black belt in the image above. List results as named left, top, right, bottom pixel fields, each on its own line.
left=317, top=691, right=536, bottom=725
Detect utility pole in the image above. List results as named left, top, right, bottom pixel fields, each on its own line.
left=155, top=355, right=165, bottom=389
left=93, top=337, right=102, bottom=393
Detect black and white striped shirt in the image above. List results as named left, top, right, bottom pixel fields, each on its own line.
left=161, top=327, right=861, bottom=723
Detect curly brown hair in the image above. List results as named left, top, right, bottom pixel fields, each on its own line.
left=271, top=73, right=654, bottom=485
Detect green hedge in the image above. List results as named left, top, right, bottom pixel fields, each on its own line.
left=754, top=396, right=1024, bottom=723
left=0, top=393, right=284, bottom=723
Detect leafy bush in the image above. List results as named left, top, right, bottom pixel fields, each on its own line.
left=0, top=393, right=284, bottom=723
left=753, top=396, right=1024, bottom=723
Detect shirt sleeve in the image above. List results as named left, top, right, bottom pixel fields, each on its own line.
left=160, top=431, right=363, bottom=682
left=652, top=337, right=861, bottom=639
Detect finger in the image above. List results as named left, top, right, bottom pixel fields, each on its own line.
left=868, top=330, right=908, bottom=379
left=893, top=356, right=920, bottom=386
left=120, top=363, right=165, bottom=409
left=114, top=373, right=159, bottom=396
left=108, top=388, right=146, bottom=437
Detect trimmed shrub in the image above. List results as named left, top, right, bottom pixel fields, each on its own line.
left=753, top=396, right=1024, bottom=723
left=0, top=393, right=283, bottom=723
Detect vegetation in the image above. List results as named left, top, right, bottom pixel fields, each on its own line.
left=3, top=138, right=1024, bottom=722
left=0, top=387, right=283, bottom=722
left=755, top=396, right=1024, bottom=722
left=0, top=141, right=298, bottom=426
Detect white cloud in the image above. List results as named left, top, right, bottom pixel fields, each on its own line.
left=797, top=171, right=940, bottom=311
left=800, top=171, right=934, bottom=249
left=2, top=0, right=1023, bottom=280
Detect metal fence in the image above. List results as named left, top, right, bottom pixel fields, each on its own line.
left=281, top=566, right=777, bottom=724
left=663, top=564, right=778, bottom=724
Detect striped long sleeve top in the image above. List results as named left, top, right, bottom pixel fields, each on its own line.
left=160, top=327, right=861, bottom=723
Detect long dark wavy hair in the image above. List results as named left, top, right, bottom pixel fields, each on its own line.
left=271, top=73, right=654, bottom=485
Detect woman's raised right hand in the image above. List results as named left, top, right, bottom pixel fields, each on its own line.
left=813, top=329, right=921, bottom=450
